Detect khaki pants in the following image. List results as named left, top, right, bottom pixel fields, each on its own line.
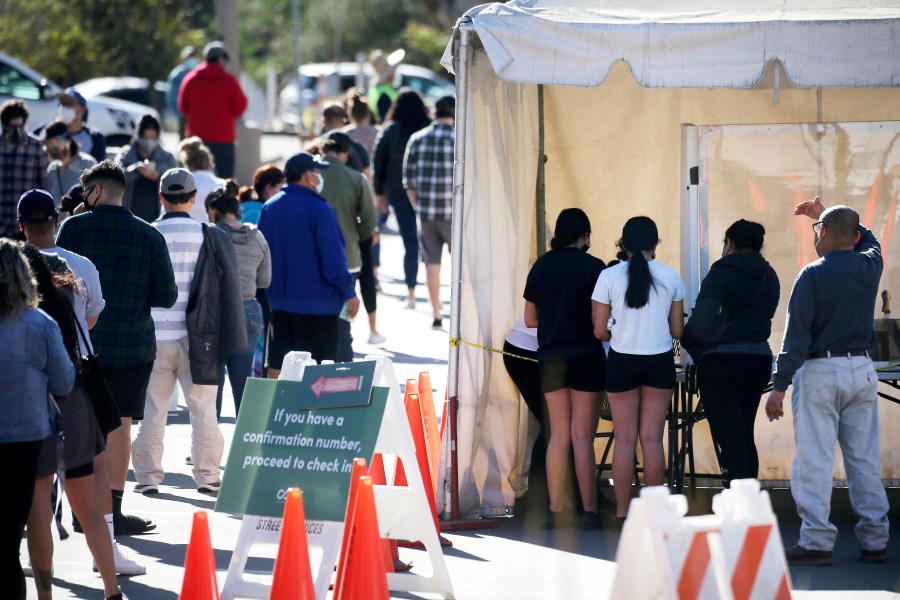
left=132, top=338, right=223, bottom=487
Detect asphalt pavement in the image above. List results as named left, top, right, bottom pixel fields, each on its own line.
left=22, top=136, right=900, bottom=599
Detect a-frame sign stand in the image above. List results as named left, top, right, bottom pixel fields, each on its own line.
left=219, top=352, right=454, bottom=599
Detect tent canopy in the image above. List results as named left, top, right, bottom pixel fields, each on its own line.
left=441, top=0, right=900, bottom=519
left=443, top=0, right=900, bottom=88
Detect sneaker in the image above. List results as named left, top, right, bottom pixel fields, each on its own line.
left=185, top=455, right=193, bottom=465
left=861, top=548, right=887, bottom=564
left=93, top=542, right=147, bottom=576
left=367, top=332, right=386, bottom=345
left=198, top=481, right=221, bottom=496
left=432, top=318, right=443, bottom=329
left=784, top=544, right=833, bottom=566
left=134, top=483, right=159, bottom=496
left=580, top=509, right=603, bottom=531
left=114, top=512, right=156, bottom=536
left=403, top=297, right=416, bottom=309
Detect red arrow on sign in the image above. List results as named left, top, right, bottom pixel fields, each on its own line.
left=310, top=374, right=362, bottom=398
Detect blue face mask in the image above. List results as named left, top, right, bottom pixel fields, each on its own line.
left=184, top=58, right=198, bottom=69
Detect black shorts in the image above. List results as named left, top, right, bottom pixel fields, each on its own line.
left=105, top=361, right=154, bottom=420
left=605, top=348, right=675, bottom=393
left=266, top=310, right=340, bottom=369
left=539, top=353, right=606, bottom=393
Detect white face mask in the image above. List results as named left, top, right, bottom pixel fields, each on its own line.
left=58, top=106, right=77, bottom=125
left=314, top=172, right=324, bottom=194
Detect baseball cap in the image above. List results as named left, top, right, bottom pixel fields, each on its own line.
left=17, top=189, right=58, bottom=223
left=159, top=168, right=197, bottom=195
left=284, top=152, right=330, bottom=181
left=204, top=41, right=229, bottom=62
left=180, top=45, right=196, bottom=60
left=41, top=121, right=69, bottom=142
left=59, top=87, right=87, bottom=108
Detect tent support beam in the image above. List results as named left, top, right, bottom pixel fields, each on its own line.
left=443, top=18, right=499, bottom=530
left=536, top=84, right=546, bottom=256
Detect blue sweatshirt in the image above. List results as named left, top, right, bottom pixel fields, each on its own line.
left=257, top=184, right=356, bottom=315
left=772, top=226, right=881, bottom=391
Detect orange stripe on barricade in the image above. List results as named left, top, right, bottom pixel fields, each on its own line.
left=417, top=372, right=441, bottom=494
left=731, top=524, right=772, bottom=600
left=677, top=531, right=711, bottom=600
left=775, top=574, right=791, bottom=600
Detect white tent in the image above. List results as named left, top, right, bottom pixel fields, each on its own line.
left=439, top=0, right=900, bottom=519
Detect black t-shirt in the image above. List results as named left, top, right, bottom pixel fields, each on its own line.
left=523, top=247, right=606, bottom=360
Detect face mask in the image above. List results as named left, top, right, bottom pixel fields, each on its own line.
left=137, top=138, right=158, bottom=153
left=58, top=106, right=77, bottom=125
left=581, top=241, right=591, bottom=253
left=315, top=172, right=325, bottom=194
left=185, top=58, right=199, bottom=69
left=2, top=125, right=24, bottom=145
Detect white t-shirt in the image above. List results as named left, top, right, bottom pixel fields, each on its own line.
left=42, top=246, right=105, bottom=356
left=591, top=259, right=685, bottom=355
left=505, top=317, right=538, bottom=352
left=190, top=170, right=225, bottom=223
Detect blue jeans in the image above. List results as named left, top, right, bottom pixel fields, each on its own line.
left=389, top=197, right=419, bottom=290
left=790, top=356, right=890, bottom=551
left=216, top=299, right=263, bottom=419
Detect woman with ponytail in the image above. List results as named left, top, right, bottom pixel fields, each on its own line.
left=206, top=181, right=271, bottom=418
left=523, top=208, right=606, bottom=530
left=591, top=216, right=685, bottom=524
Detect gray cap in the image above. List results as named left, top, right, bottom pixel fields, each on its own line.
left=204, top=41, right=229, bottom=62
left=159, top=168, right=196, bottom=195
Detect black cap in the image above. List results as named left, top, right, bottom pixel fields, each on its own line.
left=17, top=189, right=57, bottom=223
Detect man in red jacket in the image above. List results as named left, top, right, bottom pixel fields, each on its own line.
left=177, top=41, right=247, bottom=178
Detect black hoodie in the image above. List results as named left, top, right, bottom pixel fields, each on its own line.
left=682, top=251, right=780, bottom=358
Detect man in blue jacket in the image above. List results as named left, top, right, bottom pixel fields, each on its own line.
left=258, top=152, right=360, bottom=377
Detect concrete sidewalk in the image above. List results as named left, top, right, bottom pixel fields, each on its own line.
left=25, top=224, right=900, bottom=599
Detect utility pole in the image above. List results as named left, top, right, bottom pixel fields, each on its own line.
left=215, top=0, right=241, bottom=75
left=291, top=0, right=304, bottom=131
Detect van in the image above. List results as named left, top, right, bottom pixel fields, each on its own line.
left=277, top=61, right=454, bottom=131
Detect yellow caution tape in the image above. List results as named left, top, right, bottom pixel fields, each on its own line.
left=449, top=336, right=539, bottom=363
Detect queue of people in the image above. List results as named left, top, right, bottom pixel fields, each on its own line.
left=513, top=200, right=890, bottom=565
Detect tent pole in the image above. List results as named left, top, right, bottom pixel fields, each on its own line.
left=442, top=17, right=498, bottom=531
left=536, top=84, right=546, bottom=256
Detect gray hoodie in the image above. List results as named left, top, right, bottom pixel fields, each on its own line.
left=216, top=222, right=271, bottom=300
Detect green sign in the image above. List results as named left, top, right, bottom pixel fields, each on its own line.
left=216, top=361, right=386, bottom=521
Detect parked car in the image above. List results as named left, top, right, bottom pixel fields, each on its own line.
left=278, top=62, right=455, bottom=131
left=0, top=52, right=160, bottom=148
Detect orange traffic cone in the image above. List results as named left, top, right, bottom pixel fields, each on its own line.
left=417, top=372, right=441, bottom=494
left=269, top=488, right=315, bottom=600
left=369, top=453, right=412, bottom=572
left=439, top=389, right=448, bottom=443
left=333, top=458, right=368, bottom=598
left=179, top=511, right=220, bottom=600
left=397, top=392, right=451, bottom=548
left=334, top=477, right=389, bottom=600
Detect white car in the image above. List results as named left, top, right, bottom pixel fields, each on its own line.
left=0, top=52, right=160, bottom=148
left=278, top=62, right=455, bottom=131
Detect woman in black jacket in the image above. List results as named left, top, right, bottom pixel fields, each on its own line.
left=371, top=89, right=430, bottom=308
left=682, top=219, right=780, bottom=487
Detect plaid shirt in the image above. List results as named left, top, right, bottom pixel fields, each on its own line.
left=56, top=205, right=177, bottom=368
left=403, top=122, right=454, bottom=221
left=0, top=134, right=49, bottom=236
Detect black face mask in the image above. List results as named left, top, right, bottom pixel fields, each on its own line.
left=581, top=242, right=591, bottom=253
left=2, top=125, right=24, bottom=146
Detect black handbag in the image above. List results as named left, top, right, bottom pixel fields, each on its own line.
left=71, top=310, right=121, bottom=436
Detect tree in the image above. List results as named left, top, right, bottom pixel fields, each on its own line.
left=0, top=0, right=207, bottom=86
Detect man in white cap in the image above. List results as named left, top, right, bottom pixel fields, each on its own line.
left=177, top=41, right=247, bottom=178
left=131, top=167, right=245, bottom=498
left=367, top=48, right=405, bottom=123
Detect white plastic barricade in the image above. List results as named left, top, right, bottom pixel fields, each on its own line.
left=612, top=480, right=791, bottom=600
